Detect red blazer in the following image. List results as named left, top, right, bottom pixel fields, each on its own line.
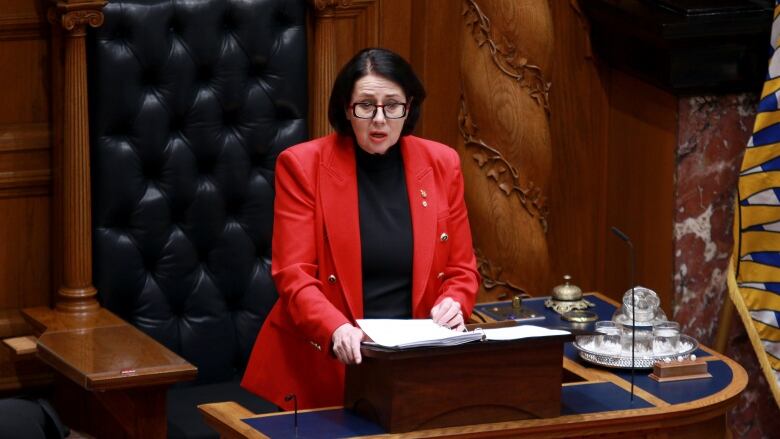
left=241, top=133, right=479, bottom=410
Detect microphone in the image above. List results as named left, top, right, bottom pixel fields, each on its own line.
left=285, top=393, right=298, bottom=437
left=611, top=226, right=636, bottom=402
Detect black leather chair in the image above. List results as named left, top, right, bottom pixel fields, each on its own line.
left=87, top=1, right=308, bottom=437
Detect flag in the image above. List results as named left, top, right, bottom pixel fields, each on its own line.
left=731, top=0, right=780, bottom=407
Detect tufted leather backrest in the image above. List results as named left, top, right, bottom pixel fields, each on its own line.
left=88, top=0, right=308, bottom=384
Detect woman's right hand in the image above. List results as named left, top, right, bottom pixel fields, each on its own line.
left=332, top=323, right=365, bottom=365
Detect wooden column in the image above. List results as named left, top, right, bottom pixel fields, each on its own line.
left=458, top=0, right=554, bottom=300
left=47, top=0, right=105, bottom=314
left=308, top=0, right=378, bottom=138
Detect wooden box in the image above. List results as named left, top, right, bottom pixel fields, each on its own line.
left=344, top=334, right=572, bottom=433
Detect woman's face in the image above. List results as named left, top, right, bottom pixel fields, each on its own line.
left=347, top=73, right=408, bottom=155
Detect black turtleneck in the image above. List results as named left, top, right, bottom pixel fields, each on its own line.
left=355, top=143, right=413, bottom=319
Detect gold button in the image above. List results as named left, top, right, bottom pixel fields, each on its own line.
left=327, top=274, right=337, bottom=284
left=310, top=341, right=322, bottom=351
left=437, top=272, right=444, bottom=279
left=422, top=201, right=428, bottom=207
left=420, top=189, right=427, bottom=198
left=440, top=233, right=448, bottom=242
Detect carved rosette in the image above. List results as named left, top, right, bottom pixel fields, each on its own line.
left=458, top=96, right=549, bottom=231
left=463, top=0, right=551, bottom=112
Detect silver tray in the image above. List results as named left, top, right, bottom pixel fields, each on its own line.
left=572, top=334, right=699, bottom=369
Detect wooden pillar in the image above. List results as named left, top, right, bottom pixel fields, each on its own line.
left=310, top=3, right=338, bottom=138
left=308, top=0, right=379, bottom=138
left=458, top=0, right=554, bottom=300
left=47, top=1, right=106, bottom=314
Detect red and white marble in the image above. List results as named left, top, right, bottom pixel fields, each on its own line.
left=673, top=93, right=780, bottom=437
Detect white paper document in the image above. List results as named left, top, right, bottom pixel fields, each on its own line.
left=357, top=319, right=570, bottom=349
left=481, top=325, right=570, bottom=340
left=357, top=319, right=483, bottom=349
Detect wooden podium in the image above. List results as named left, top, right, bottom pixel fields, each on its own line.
left=344, top=333, right=573, bottom=433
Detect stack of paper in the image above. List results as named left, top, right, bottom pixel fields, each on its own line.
left=357, top=319, right=483, bottom=349
left=357, top=319, right=569, bottom=349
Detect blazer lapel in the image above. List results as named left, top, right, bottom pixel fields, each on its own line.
left=402, top=137, right=436, bottom=312
left=319, top=135, right=362, bottom=320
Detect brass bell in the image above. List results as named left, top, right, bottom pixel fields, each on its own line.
left=551, top=275, right=582, bottom=302
left=545, top=274, right=594, bottom=315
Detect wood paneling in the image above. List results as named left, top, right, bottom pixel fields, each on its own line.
left=546, top=1, right=676, bottom=307
left=0, top=0, right=54, bottom=397
left=0, top=2, right=52, bottom=311
left=0, top=196, right=50, bottom=309
left=547, top=0, right=610, bottom=297
left=0, top=38, right=50, bottom=123
left=406, top=0, right=462, bottom=152
left=604, top=70, right=676, bottom=311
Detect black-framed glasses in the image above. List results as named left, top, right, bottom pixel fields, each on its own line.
left=350, top=102, right=408, bottom=119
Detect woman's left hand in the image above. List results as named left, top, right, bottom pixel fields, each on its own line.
left=431, top=297, right=465, bottom=332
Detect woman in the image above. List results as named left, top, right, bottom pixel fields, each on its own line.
left=242, top=48, right=479, bottom=410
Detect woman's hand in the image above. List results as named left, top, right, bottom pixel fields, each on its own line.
left=332, top=323, right=365, bottom=365
left=431, top=297, right=465, bottom=332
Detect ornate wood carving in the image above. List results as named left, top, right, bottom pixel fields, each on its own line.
left=458, top=0, right=554, bottom=299
left=463, top=0, right=551, bottom=112
left=459, top=96, right=548, bottom=231
left=475, top=248, right=528, bottom=298
left=311, top=0, right=354, bottom=11
left=59, top=10, right=103, bottom=33
left=46, top=0, right=107, bottom=314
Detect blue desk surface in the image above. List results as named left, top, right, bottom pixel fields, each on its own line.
left=241, top=294, right=740, bottom=438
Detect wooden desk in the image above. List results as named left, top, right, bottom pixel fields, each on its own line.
left=199, top=293, right=747, bottom=438
left=23, top=307, right=197, bottom=437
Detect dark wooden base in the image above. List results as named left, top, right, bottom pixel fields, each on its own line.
left=53, top=374, right=168, bottom=438
left=345, top=335, right=570, bottom=433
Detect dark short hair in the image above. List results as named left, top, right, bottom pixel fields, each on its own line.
left=328, top=48, right=426, bottom=136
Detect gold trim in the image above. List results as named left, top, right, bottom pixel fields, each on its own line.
left=462, top=0, right=551, bottom=112
left=728, top=257, right=780, bottom=406
left=459, top=97, right=549, bottom=231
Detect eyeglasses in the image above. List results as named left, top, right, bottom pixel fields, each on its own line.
left=350, top=102, right=408, bottom=119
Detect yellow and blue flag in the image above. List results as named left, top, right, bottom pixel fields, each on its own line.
left=731, top=0, right=780, bottom=407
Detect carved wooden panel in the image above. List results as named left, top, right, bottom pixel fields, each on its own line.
left=458, top=0, right=554, bottom=300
